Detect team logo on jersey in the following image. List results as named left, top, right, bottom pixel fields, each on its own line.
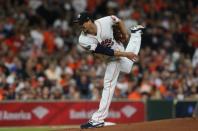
left=100, top=38, right=114, bottom=47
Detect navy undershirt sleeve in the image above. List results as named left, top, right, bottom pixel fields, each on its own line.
left=93, top=44, right=114, bottom=56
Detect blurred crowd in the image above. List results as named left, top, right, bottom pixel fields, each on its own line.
left=0, top=0, right=198, bottom=101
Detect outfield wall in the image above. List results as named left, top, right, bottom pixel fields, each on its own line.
left=0, top=100, right=197, bottom=127
left=0, top=101, right=144, bottom=126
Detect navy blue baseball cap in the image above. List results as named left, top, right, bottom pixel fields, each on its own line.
left=73, top=12, right=92, bottom=25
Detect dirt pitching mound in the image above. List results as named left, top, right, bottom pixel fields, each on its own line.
left=63, top=118, right=198, bottom=131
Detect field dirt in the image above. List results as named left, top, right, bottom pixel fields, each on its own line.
left=60, top=118, right=198, bottom=131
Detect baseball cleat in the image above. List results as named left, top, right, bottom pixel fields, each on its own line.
left=130, top=25, right=145, bottom=33
left=80, top=121, right=104, bottom=129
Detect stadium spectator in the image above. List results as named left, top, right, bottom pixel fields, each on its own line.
left=0, top=0, right=197, bottom=101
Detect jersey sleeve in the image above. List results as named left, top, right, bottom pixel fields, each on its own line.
left=78, top=33, right=98, bottom=51
left=110, top=15, right=121, bottom=25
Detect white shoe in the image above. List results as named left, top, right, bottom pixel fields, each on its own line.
left=130, top=25, right=145, bottom=33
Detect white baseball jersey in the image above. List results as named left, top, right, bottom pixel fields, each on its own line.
left=79, top=15, right=124, bottom=55
left=78, top=15, right=142, bottom=123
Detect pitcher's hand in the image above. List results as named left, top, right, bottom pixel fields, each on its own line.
left=126, top=52, right=138, bottom=62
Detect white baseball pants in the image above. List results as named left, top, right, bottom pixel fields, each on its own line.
left=91, top=32, right=142, bottom=122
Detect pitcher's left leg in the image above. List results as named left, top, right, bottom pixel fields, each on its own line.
left=91, top=61, right=120, bottom=121
left=81, top=61, right=120, bottom=129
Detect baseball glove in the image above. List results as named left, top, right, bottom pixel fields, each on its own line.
left=112, top=24, right=126, bottom=44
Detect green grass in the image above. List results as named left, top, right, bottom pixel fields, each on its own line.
left=0, top=126, right=78, bottom=131
left=0, top=127, right=51, bottom=131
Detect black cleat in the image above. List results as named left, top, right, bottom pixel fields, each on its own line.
left=130, top=25, right=145, bottom=33
left=80, top=121, right=104, bottom=129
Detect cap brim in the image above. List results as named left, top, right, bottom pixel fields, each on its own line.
left=73, top=20, right=84, bottom=25
left=73, top=19, right=79, bottom=23
left=73, top=20, right=85, bottom=25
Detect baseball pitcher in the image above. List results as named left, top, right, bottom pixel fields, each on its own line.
left=74, top=12, right=144, bottom=129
